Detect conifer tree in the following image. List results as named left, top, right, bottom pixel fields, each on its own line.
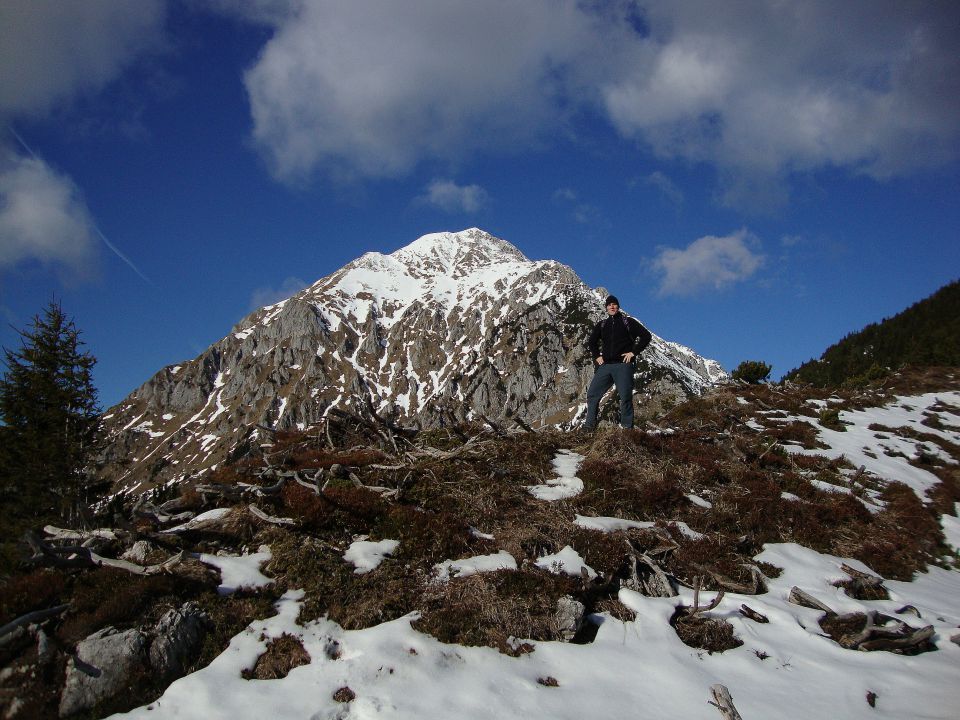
left=0, top=301, right=101, bottom=543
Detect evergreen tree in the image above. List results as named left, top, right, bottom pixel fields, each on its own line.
left=0, top=301, right=101, bottom=554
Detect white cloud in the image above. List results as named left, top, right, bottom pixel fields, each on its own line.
left=227, top=1, right=959, bottom=204
left=603, top=1, right=960, bottom=200
left=0, top=0, right=165, bottom=118
left=249, top=276, right=308, bottom=311
left=417, top=179, right=489, bottom=214
left=238, top=1, right=623, bottom=182
left=0, top=153, right=98, bottom=272
left=651, top=229, right=764, bottom=297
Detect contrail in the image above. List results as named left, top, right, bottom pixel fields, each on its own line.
left=95, top=227, right=153, bottom=285
left=6, top=125, right=154, bottom=285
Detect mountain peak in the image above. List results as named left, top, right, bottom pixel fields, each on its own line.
left=392, top=228, right=528, bottom=276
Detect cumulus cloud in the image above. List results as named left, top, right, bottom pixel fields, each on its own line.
left=651, top=229, right=764, bottom=297
left=249, top=276, right=308, bottom=311
left=226, top=1, right=959, bottom=204
left=417, top=179, right=489, bottom=214
left=0, top=152, right=98, bottom=273
left=238, top=1, right=626, bottom=182
left=603, top=1, right=960, bottom=199
left=0, top=0, right=165, bottom=118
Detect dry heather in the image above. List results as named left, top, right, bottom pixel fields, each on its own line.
left=2, top=366, right=958, bottom=717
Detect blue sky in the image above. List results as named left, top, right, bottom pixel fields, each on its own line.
left=1, top=0, right=958, bottom=409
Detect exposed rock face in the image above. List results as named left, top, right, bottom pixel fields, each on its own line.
left=98, top=229, right=727, bottom=494
left=59, top=628, right=148, bottom=717
left=58, top=603, right=209, bottom=717
left=149, top=602, right=209, bottom=680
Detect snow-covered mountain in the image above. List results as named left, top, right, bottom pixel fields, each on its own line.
left=99, top=229, right=726, bottom=493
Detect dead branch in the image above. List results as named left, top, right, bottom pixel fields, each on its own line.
left=689, top=576, right=725, bottom=616
left=512, top=416, right=535, bottom=433
left=26, top=531, right=185, bottom=575
left=757, top=438, right=779, bottom=460
left=788, top=586, right=835, bottom=614
left=895, top=605, right=921, bottom=618
left=693, top=563, right=766, bottom=594
left=0, top=604, right=70, bottom=649
left=623, top=539, right=677, bottom=597
left=42, top=526, right=118, bottom=543
left=478, top=413, right=503, bottom=435
left=738, top=604, right=769, bottom=623
left=840, top=563, right=883, bottom=584
left=248, top=505, right=296, bottom=526
left=708, top=684, right=743, bottom=720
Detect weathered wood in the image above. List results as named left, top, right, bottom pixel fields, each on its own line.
left=248, top=505, right=296, bottom=527
left=708, top=684, right=743, bottom=720
left=689, top=576, right=724, bottom=616
left=0, top=604, right=70, bottom=648
left=858, top=625, right=934, bottom=653
left=788, top=586, right=835, bottom=614
left=693, top=563, right=766, bottom=594
left=739, top=604, right=769, bottom=623
left=42, top=526, right=117, bottom=543
left=895, top=604, right=921, bottom=618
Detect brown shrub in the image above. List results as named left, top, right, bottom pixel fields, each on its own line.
left=0, top=568, right=67, bottom=625
left=670, top=608, right=742, bottom=653
left=414, top=569, right=578, bottom=654
left=280, top=483, right=386, bottom=536
left=242, top=633, right=310, bottom=679
left=576, top=458, right=684, bottom=519
left=59, top=568, right=211, bottom=643
left=850, top=482, right=944, bottom=580
left=333, top=686, right=356, bottom=703
left=375, top=505, right=473, bottom=567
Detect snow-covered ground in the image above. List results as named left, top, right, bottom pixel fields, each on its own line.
left=108, top=391, right=960, bottom=720
left=111, top=533, right=960, bottom=720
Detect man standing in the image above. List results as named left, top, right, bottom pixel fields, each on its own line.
left=583, top=295, right=652, bottom=430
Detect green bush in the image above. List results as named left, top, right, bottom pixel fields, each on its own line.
left=731, top=360, right=772, bottom=384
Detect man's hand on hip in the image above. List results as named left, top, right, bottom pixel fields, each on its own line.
left=621, top=352, right=634, bottom=362
left=596, top=357, right=604, bottom=365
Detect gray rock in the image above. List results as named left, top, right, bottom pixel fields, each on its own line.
left=120, top=540, right=156, bottom=565
left=59, top=627, right=147, bottom=717
left=555, top=596, right=586, bottom=642
left=149, top=602, right=209, bottom=679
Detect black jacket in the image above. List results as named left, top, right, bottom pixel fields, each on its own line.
left=587, top=312, right=652, bottom=363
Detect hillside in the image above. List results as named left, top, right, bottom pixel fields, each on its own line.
left=785, top=279, right=960, bottom=386
left=3, top=367, right=958, bottom=718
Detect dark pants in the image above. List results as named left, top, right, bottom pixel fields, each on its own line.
left=584, top=361, right=635, bottom=429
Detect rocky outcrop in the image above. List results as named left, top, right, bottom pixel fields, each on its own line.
left=98, top=229, right=727, bottom=494
left=58, top=603, right=209, bottom=717
left=59, top=628, right=148, bottom=717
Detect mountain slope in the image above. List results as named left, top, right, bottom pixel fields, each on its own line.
left=98, top=229, right=726, bottom=494
left=785, top=279, right=960, bottom=386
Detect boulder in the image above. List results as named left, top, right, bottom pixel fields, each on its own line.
left=149, top=602, right=210, bottom=679
left=555, top=596, right=586, bottom=642
left=59, top=627, right=147, bottom=717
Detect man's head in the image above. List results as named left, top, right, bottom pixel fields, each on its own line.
left=605, top=295, right=620, bottom=316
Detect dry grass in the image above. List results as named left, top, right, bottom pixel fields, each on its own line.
left=242, top=633, right=311, bottom=680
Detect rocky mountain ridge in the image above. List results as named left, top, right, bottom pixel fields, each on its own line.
left=98, top=228, right=726, bottom=494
